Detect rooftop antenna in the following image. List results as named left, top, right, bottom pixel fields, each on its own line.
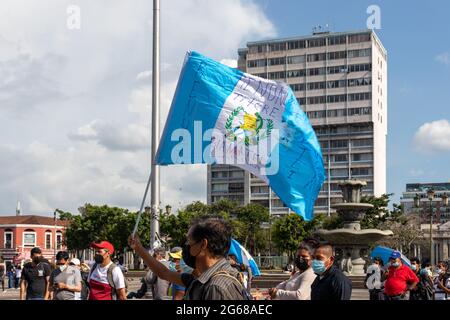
left=16, top=201, right=21, bottom=216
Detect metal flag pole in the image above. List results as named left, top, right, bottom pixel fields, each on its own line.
left=150, top=0, right=161, bottom=250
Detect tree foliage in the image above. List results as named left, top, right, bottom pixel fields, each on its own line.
left=271, top=213, right=322, bottom=259
left=62, top=204, right=150, bottom=253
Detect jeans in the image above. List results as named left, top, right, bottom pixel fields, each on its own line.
left=385, top=294, right=407, bottom=300
left=27, top=297, right=45, bottom=300
left=7, top=272, right=14, bottom=289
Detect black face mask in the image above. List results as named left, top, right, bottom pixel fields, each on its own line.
left=32, top=256, right=41, bottom=265
left=294, top=256, right=309, bottom=271
left=182, top=243, right=198, bottom=269
left=94, top=254, right=104, bottom=264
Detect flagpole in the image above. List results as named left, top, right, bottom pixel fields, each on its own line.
left=150, top=0, right=161, bottom=250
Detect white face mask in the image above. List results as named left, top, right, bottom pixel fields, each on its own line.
left=59, top=265, right=67, bottom=272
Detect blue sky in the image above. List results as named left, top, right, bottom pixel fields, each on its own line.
left=252, top=0, right=450, bottom=205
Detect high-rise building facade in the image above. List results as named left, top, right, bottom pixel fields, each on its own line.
left=401, top=182, right=450, bottom=224
left=207, top=29, right=387, bottom=216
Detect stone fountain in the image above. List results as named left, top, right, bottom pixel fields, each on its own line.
left=316, top=180, right=393, bottom=276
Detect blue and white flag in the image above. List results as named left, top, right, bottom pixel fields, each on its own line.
left=156, top=51, right=325, bottom=221
left=228, top=238, right=261, bottom=277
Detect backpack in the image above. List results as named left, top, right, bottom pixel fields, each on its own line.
left=90, top=263, right=129, bottom=299
left=210, top=270, right=252, bottom=300
left=417, top=274, right=434, bottom=300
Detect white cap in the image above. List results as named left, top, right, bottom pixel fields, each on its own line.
left=70, top=258, right=81, bottom=266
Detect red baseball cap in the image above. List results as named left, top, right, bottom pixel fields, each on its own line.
left=91, top=241, right=114, bottom=254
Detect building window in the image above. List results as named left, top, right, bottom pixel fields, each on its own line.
left=352, top=139, right=373, bottom=147
left=348, top=92, right=371, bottom=101
left=348, top=64, right=372, bottom=73
left=268, top=57, right=286, bottom=66
left=212, top=171, right=228, bottom=178
left=212, top=183, right=228, bottom=192
left=348, top=33, right=371, bottom=44
left=290, top=83, right=305, bottom=92
left=333, top=154, right=348, bottom=162
left=287, top=69, right=306, bottom=78
left=352, top=153, right=373, bottom=162
left=330, top=140, right=348, bottom=149
left=229, top=183, right=244, bottom=193
left=308, top=38, right=326, bottom=48
left=4, top=230, right=13, bottom=249
left=348, top=107, right=372, bottom=116
left=330, top=169, right=348, bottom=178
left=307, top=53, right=326, bottom=62
left=347, top=77, right=371, bottom=87
left=56, top=232, right=63, bottom=250
left=327, top=51, right=347, bottom=60
left=45, top=232, right=52, bottom=250
left=247, top=59, right=267, bottom=68
left=288, top=40, right=306, bottom=50
left=348, top=48, right=371, bottom=58
left=328, top=35, right=346, bottom=45
left=229, top=171, right=244, bottom=178
left=268, top=42, right=286, bottom=52
left=315, top=198, right=328, bottom=207
left=307, top=110, right=326, bottom=119
left=287, top=55, right=305, bottom=64
left=251, top=186, right=269, bottom=194
left=23, top=230, right=36, bottom=248
left=351, top=168, right=373, bottom=176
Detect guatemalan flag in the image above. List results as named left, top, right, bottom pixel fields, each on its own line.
left=228, top=238, right=261, bottom=277
left=156, top=51, right=325, bottom=221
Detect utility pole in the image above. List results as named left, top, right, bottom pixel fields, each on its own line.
left=150, top=0, right=161, bottom=251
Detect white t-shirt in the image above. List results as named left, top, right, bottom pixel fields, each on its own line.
left=88, top=262, right=125, bottom=290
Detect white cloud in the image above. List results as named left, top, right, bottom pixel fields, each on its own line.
left=68, top=120, right=150, bottom=152
left=220, top=59, right=238, bottom=68
left=436, top=52, right=450, bottom=66
left=0, top=0, right=275, bottom=215
left=413, top=119, right=450, bottom=153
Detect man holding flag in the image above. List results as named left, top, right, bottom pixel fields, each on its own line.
left=129, top=51, right=325, bottom=299
left=129, top=216, right=248, bottom=300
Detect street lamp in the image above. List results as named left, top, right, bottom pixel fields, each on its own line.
left=442, top=193, right=449, bottom=207
left=53, top=210, right=57, bottom=263
left=427, top=189, right=435, bottom=264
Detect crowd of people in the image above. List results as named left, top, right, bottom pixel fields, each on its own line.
left=128, top=216, right=352, bottom=301
left=2, top=215, right=449, bottom=301
left=364, top=251, right=450, bottom=300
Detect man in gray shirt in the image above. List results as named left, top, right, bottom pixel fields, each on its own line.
left=147, top=247, right=170, bottom=300
left=50, top=251, right=82, bottom=300
left=129, top=216, right=247, bottom=300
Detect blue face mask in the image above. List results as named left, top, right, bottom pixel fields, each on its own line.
left=392, top=262, right=400, bottom=268
left=312, top=259, right=327, bottom=275
left=411, top=265, right=417, bottom=271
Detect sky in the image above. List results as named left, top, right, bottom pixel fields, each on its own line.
left=0, top=0, right=449, bottom=217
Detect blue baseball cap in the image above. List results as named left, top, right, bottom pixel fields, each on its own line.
left=390, top=251, right=401, bottom=259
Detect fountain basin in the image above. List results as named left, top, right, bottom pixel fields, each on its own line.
left=316, top=228, right=394, bottom=245
left=331, top=203, right=374, bottom=223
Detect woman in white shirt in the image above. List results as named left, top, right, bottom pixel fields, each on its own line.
left=268, top=239, right=318, bottom=300
left=434, top=261, right=450, bottom=300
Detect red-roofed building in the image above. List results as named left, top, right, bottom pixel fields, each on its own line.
left=0, top=215, right=68, bottom=265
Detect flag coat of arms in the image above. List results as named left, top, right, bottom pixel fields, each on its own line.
left=156, top=51, right=325, bottom=221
